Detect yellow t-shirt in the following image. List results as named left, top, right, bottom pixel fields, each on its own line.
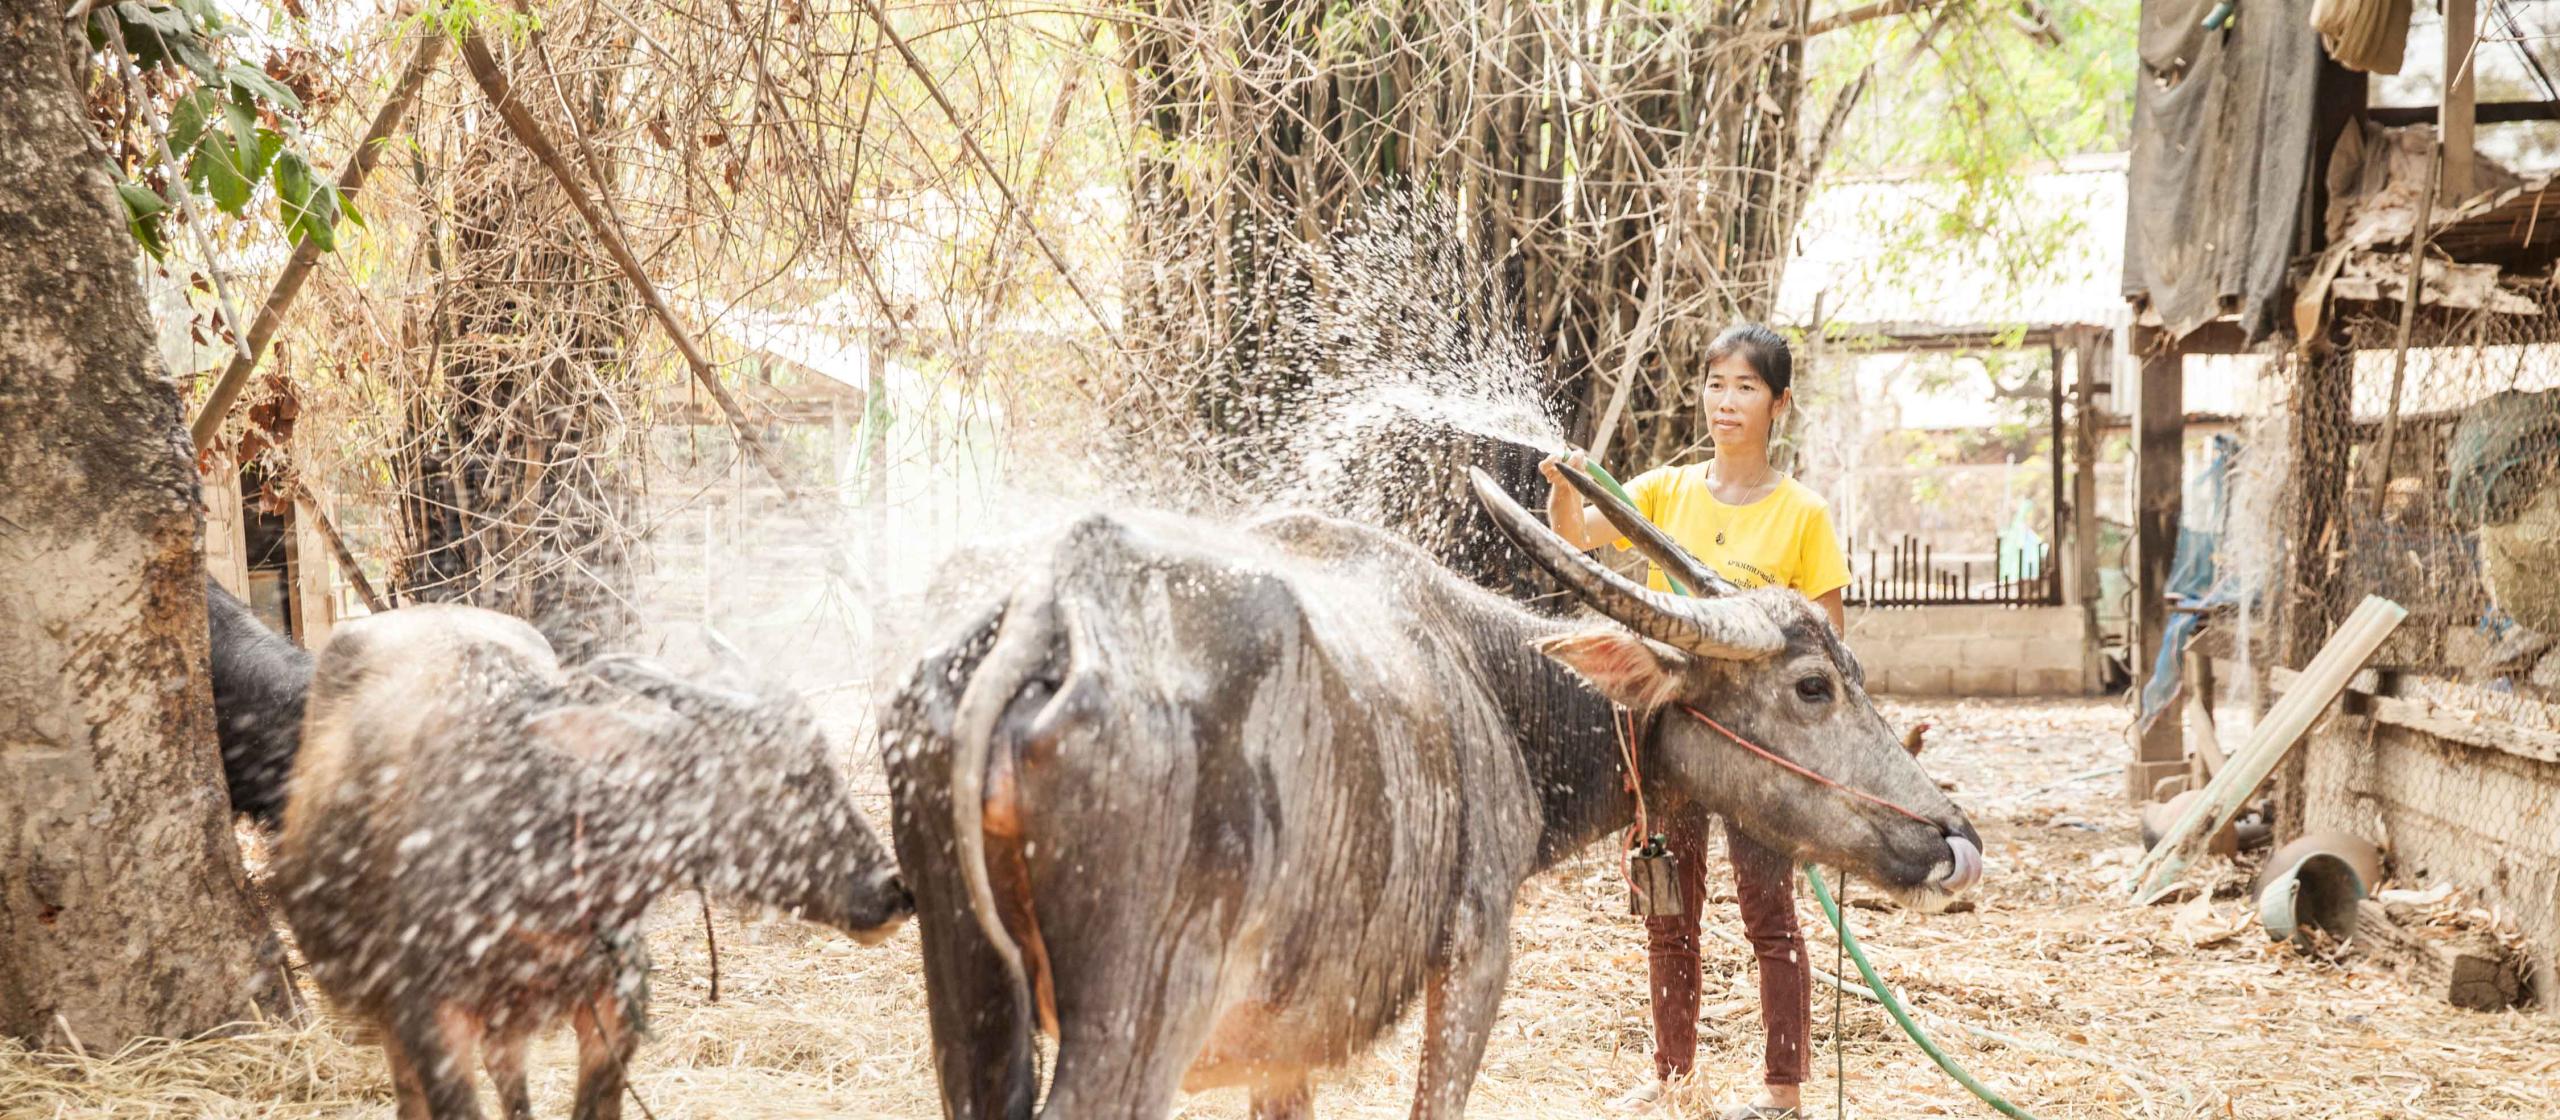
left=1614, top=466, right=1853, bottom=599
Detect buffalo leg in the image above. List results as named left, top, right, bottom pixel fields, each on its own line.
left=894, top=763, right=1037, bottom=1119
left=382, top=1034, right=430, bottom=1120
left=389, top=1003, right=485, bottom=1120
left=1041, top=987, right=1221, bottom=1120
left=484, top=1029, right=533, bottom=1120
left=1034, top=889, right=1226, bottom=1120
left=572, top=988, right=639, bottom=1120
left=1249, top=1076, right=1314, bottom=1120
left=1407, top=898, right=1514, bottom=1120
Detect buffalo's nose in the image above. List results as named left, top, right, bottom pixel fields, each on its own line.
left=887, top=873, right=916, bottom=915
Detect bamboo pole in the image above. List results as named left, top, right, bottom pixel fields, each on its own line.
left=2127, top=595, right=2408, bottom=902
left=190, top=26, right=446, bottom=452
left=456, top=30, right=799, bottom=502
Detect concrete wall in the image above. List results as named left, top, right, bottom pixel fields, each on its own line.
left=1848, top=604, right=2096, bottom=697
left=2298, top=714, right=2560, bottom=1008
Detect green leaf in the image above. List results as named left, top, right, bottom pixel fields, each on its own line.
left=221, top=63, right=301, bottom=115
left=166, top=87, right=219, bottom=156
left=275, top=151, right=342, bottom=252
left=116, top=179, right=168, bottom=220
left=113, top=1, right=219, bottom=77
left=187, top=130, right=254, bottom=214
left=119, top=180, right=171, bottom=258
left=252, top=128, right=284, bottom=183
left=113, top=2, right=193, bottom=41
left=130, top=212, right=171, bottom=258
left=336, top=189, right=367, bottom=230
left=171, top=0, right=224, bottom=33
left=222, top=95, right=258, bottom=168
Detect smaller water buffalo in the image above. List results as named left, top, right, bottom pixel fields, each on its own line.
left=276, top=605, right=911, bottom=1120
left=888, top=470, right=1978, bottom=1120
left=206, top=577, right=313, bottom=825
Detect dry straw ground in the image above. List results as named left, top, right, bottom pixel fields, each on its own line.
left=5, top=698, right=2555, bottom=1118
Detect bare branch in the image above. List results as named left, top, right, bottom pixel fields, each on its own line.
left=456, top=28, right=800, bottom=502
left=1807, top=0, right=1941, bottom=38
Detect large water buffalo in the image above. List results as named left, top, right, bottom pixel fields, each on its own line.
left=276, top=604, right=912, bottom=1120
left=885, top=469, right=1980, bottom=1119
left=206, top=577, right=313, bottom=825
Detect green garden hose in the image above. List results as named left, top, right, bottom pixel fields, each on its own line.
left=1578, top=457, right=2041, bottom=1119
left=1805, top=866, right=2043, bottom=1120
left=1577, top=461, right=1690, bottom=596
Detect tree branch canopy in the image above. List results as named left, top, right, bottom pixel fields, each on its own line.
left=1807, top=0, right=1942, bottom=37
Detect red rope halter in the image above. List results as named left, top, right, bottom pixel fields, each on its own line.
left=1672, top=703, right=1942, bottom=829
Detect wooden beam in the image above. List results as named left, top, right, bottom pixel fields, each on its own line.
left=2367, top=101, right=2560, bottom=127
left=2354, top=900, right=2528, bottom=1010
left=2444, top=0, right=2477, bottom=202
left=2069, top=330, right=2103, bottom=692
left=2128, top=596, right=2409, bottom=902
left=2130, top=335, right=2185, bottom=800
left=2270, top=663, right=2560, bottom=766
left=201, top=449, right=248, bottom=597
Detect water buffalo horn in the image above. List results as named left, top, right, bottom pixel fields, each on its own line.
left=1469, top=469, right=1785, bottom=661
left=1546, top=464, right=1737, bottom=597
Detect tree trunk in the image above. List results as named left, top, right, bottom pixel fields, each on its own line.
left=0, top=1, right=288, bottom=1048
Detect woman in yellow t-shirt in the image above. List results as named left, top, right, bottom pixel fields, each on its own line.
left=1538, top=323, right=1850, bottom=1120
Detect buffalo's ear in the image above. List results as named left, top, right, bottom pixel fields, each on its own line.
left=1535, top=629, right=1694, bottom=711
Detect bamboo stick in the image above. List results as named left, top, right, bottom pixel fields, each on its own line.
left=190, top=26, right=445, bottom=452
left=2127, top=596, right=2408, bottom=902
left=457, top=30, right=798, bottom=502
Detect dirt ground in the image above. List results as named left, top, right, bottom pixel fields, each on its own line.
left=6, top=697, right=2556, bottom=1119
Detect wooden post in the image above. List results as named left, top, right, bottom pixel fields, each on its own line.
left=286, top=505, right=336, bottom=650
left=201, top=450, right=249, bottom=598
left=2048, top=338, right=2066, bottom=582
left=2443, top=0, right=2477, bottom=203
left=2070, top=329, right=2105, bottom=690
left=2274, top=336, right=2357, bottom=838
left=2129, top=329, right=2186, bottom=802
left=288, top=481, right=386, bottom=613
left=827, top=394, right=847, bottom=489
left=863, top=338, right=890, bottom=584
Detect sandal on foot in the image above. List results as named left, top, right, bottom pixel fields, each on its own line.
left=1718, top=1105, right=1800, bottom=1120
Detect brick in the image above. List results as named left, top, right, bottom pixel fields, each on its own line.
left=2017, top=667, right=2088, bottom=696
left=1949, top=666, right=2017, bottom=696
left=1965, top=637, right=2032, bottom=670
left=1895, top=636, right=1975, bottom=668
left=2019, top=636, right=2087, bottom=668
left=1879, top=664, right=1951, bottom=696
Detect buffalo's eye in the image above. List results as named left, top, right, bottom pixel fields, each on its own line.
left=1794, top=675, right=1834, bottom=703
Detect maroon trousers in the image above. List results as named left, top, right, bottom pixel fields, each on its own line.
left=1644, top=806, right=1810, bottom=1087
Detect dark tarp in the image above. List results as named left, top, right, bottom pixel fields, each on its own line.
left=2124, top=0, right=2324, bottom=343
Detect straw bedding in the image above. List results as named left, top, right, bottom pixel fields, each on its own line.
left=6, top=698, right=2554, bottom=1118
